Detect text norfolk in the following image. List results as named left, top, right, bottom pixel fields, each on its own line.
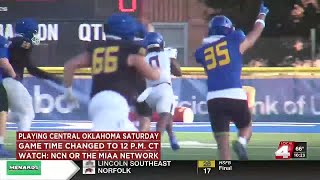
left=98, top=167, right=131, bottom=174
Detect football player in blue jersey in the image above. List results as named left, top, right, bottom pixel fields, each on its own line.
left=194, top=2, right=269, bottom=160
left=134, top=21, right=148, bottom=42
left=0, top=35, right=17, bottom=157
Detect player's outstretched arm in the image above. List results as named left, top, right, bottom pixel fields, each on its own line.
left=64, top=52, right=91, bottom=88
left=0, top=58, right=16, bottom=79
left=239, top=2, right=269, bottom=54
left=128, top=54, right=160, bottom=80
left=26, top=65, right=63, bottom=84
left=19, top=41, right=61, bottom=83
left=170, top=58, right=182, bottom=77
left=165, top=48, right=182, bottom=76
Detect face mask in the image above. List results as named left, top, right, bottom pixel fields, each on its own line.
left=31, top=33, right=40, bottom=46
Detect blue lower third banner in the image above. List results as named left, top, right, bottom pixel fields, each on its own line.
left=23, top=77, right=320, bottom=122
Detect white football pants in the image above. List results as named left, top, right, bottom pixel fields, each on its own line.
left=2, top=78, right=34, bottom=131
left=89, top=90, right=138, bottom=131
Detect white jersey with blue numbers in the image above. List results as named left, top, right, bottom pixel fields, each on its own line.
left=145, top=48, right=176, bottom=87
left=137, top=48, right=177, bottom=114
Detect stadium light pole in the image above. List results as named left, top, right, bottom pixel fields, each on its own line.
left=311, top=28, right=316, bottom=60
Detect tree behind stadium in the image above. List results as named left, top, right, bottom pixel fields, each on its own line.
left=200, top=0, right=261, bottom=33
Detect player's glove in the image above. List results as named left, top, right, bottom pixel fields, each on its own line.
left=164, top=47, right=178, bottom=59
left=63, top=87, right=80, bottom=110
left=259, top=1, right=269, bottom=16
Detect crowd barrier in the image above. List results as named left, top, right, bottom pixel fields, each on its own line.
left=24, top=67, right=320, bottom=123
left=25, top=67, right=320, bottom=75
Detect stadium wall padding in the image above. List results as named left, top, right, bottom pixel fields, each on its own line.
left=24, top=76, right=320, bottom=122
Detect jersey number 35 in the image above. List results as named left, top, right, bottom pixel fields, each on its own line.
left=204, top=41, right=230, bottom=70
left=92, top=46, right=119, bottom=74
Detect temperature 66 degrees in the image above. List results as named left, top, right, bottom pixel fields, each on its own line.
left=295, top=146, right=304, bottom=151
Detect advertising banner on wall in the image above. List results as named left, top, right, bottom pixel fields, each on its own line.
left=24, top=76, right=320, bottom=123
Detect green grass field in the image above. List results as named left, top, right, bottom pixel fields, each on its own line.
left=6, top=131, right=320, bottom=160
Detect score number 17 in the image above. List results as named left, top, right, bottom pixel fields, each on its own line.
left=203, top=167, right=212, bottom=174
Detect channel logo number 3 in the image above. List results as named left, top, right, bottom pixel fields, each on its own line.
left=275, top=141, right=295, bottom=159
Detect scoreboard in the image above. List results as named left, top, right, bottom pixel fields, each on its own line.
left=0, top=0, right=142, bottom=66
left=0, top=0, right=141, bottom=20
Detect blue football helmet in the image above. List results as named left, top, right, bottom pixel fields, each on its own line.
left=104, top=13, right=137, bottom=40
left=208, top=15, right=234, bottom=36
left=15, top=18, right=40, bottom=45
left=144, top=32, right=165, bottom=49
left=134, top=21, right=147, bottom=40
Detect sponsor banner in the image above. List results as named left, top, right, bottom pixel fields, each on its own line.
left=24, top=77, right=320, bottom=122
left=0, top=160, right=79, bottom=180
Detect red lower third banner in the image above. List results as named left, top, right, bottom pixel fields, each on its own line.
left=15, top=132, right=161, bottom=160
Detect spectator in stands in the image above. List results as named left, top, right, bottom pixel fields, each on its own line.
left=248, top=58, right=267, bottom=67
left=313, top=60, right=320, bottom=67
left=290, top=0, right=320, bottom=36
left=283, top=38, right=311, bottom=66
left=313, top=48, right=320, bottom=67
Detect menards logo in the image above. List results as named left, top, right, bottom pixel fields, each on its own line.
left=9, top=165, right=39, bottom=170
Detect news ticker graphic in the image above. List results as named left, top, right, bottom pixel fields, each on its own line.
left=1, top=160, right=320, bottom=179
left=16, top=132, right=161, bottom=160
left=81, top=160, right=233, bottom=175
left=275, top=141, right=307, bottom=159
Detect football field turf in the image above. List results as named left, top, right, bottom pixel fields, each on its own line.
left=4, top=121, right=320, bottom=160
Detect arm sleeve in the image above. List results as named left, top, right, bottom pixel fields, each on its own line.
left=194, top=48, right=203, bottom=64
left=0, top=48, right=8, bottom=59
left=26, top=65, right=61, bottom=83
left=26, top=55, right=62, bottom=84
left=232, top=30, right=246, bottom=44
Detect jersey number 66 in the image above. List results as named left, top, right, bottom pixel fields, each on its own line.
left=92, top=46, right=119, bottom=74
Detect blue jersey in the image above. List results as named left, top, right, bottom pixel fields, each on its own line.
left=0, top=35, right=9, bottom=82
left=195, top=30, right=246, bottom=92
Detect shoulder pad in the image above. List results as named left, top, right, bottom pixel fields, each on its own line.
left=235, top=30, right=246, bottom=38
left=229, top=30, right=246, bottom=42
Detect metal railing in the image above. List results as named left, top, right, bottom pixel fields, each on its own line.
left=27, top=67, right=320, bottom=76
